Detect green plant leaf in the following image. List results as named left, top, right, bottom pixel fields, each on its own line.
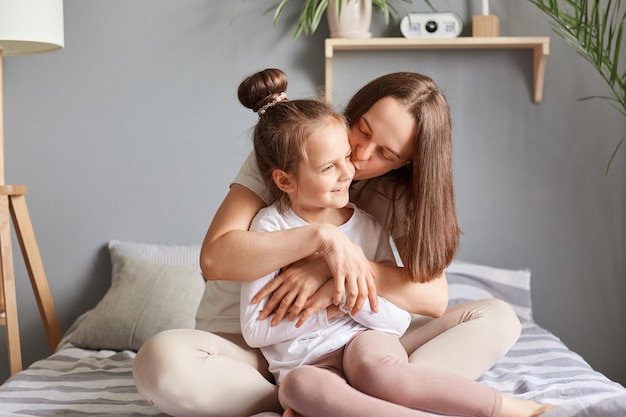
left=528, top=0, right=626, bottom=172
left=605, top=136, right=625, bottom=176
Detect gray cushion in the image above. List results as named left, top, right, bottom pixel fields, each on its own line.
left=69, top=249, right=205, bottom=351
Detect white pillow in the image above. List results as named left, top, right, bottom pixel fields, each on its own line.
left=108, top=239, right=202, bottom=269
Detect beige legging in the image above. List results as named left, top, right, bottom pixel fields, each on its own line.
left=132, top=298, right=520, bottom=417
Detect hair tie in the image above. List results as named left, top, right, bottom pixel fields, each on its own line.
left=257, top=92, right=287, bottom=119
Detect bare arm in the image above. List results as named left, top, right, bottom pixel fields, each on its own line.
left=201, top=184, right=377, bottom=311
left=372, top=237, right=449, bottom=317
left=201, top=184, right=326, bottom=281
left=372, top=263, right=448, bottom=317
left=257, top=236, right=449, bottom=323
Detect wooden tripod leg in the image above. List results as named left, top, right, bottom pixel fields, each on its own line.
left=9, top=193, right=61, bottom=352
left=0, top=193, right=23, bottom=375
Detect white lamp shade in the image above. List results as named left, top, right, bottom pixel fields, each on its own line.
left=0, top=0, right=64, bottom=56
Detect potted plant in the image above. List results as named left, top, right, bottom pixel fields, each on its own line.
left=270, top=0, right=430, bottom=39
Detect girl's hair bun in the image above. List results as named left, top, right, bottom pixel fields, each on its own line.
left=238, top=68, right=288, bottom=113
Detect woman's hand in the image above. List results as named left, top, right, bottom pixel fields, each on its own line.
left=253, top=223, right=379, bottom=326
left=253, top=253, right=331, bottom=326
left=296, top=280, right=337, bottom=327
left=318, top=224, right=378, bottom=315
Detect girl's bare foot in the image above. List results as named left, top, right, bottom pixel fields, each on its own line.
left=283, top=408, right=301, bottom=417
left=501, top=395, right=557, bottom=417
left=529, top=404, right=557, bottom=417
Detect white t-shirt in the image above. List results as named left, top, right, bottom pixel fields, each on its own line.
left=240, top=203, right=411, bottom=384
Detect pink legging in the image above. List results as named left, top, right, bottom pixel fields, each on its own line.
left=279, top=330, right=501, bottom=417
left=133, top=298, right=521, bottom=417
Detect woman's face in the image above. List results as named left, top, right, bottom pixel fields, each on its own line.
left=349, top=96, right=416, bottom=181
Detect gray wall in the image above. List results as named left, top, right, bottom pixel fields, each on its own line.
left=1, top=0, right=624, bottom=386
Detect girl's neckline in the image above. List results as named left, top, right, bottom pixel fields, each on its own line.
left=290, top=203, right=355, bottom=227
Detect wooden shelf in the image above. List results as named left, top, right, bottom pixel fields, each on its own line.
left=325, top=36, right=550, bottom=103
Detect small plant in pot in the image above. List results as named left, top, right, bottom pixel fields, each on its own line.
left=270, top=0, right=430, bottom=39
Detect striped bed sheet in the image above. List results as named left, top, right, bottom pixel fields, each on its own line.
left=0, top=346, right=165, bottom=417
left=0, top=320, right=623, bottom=417
left=0, top=259, right=623, bottom=416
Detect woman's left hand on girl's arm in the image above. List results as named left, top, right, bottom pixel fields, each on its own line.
left=253, top=253, right=331, bottom=326
left=253, top=228, right=380, bottom=325
left=295, top=280, right=336, bottom=328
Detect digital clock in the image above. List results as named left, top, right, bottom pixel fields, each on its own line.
left=400, top=12, right=463, bottom=38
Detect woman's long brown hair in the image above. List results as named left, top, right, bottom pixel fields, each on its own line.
left=345, top=72, right=460, bottom=283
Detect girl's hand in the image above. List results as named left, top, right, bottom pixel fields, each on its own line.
left=318, top=224, right=378, bottom=315
left=253, top=253, right=331, bottom=326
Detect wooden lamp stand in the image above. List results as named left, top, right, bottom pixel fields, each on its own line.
left=0, top=183, right=62, bottom=375
left=0, top=0, right=65, bottom=375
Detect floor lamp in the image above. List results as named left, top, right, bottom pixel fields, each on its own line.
left=0, top=0, right=64, bottom=375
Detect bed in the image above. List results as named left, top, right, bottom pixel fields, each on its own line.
left=0, top=240, right=624, bottom=417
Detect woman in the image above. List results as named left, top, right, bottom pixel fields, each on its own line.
left=133, top=71, right=521, bottom=417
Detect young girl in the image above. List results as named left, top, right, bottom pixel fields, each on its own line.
left=237, top=68, right=555, bottom=417
left=239, top=78, right=412, bottom=385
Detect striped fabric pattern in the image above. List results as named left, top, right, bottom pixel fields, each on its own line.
left=0, top=321, right=623, bottom=416
left=447, top=260, right=533, bottom=322
left=0, top=347, right=168, bottom=416
left=480, top=322, right=626, bottom=405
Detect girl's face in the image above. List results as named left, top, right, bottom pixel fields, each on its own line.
left=289, top=120, right=355, bottom=219
left=349, top=96, right=416, bottom=181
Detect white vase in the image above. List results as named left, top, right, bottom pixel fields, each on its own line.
left=327, top=0, right=372, bottom=39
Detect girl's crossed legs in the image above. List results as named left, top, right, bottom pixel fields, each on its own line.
left=281, top=329, right=552, bottom=417
left=280, top=330, right=503, bottom=417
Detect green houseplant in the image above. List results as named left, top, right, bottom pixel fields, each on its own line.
left=528, top=0, right=625, bottom=172
left=270, top=0, right=429, bottom=39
